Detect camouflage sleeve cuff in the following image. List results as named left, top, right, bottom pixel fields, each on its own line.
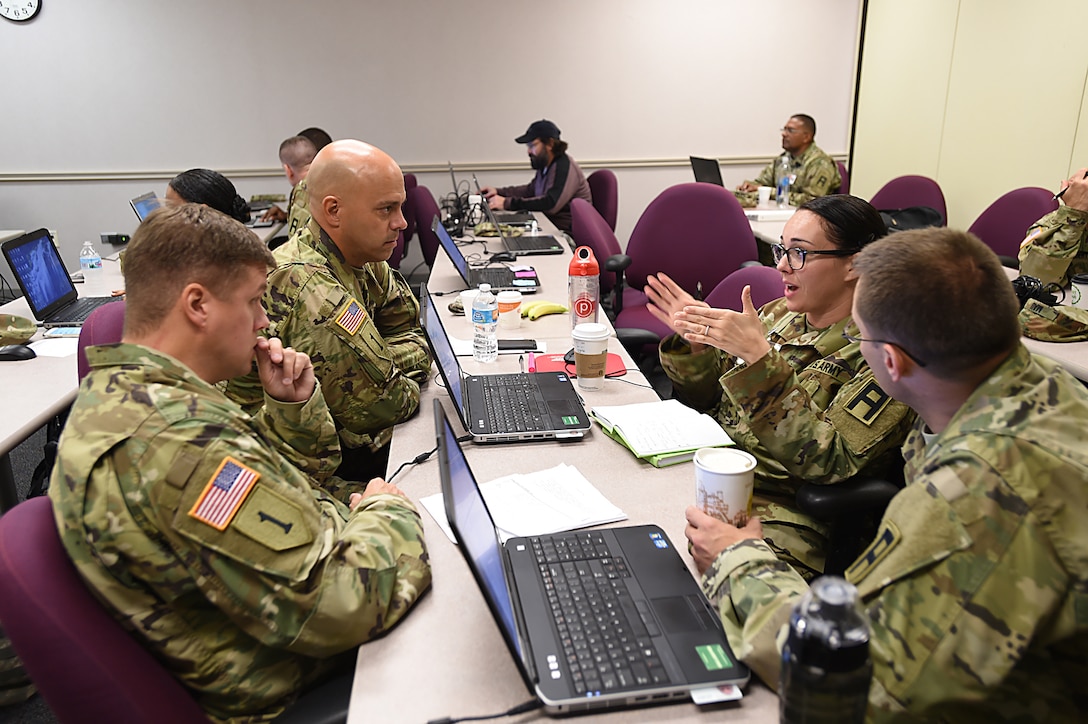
left=257, top=381, right=341, bottom=473
left=1055, top=205, right=1088, bottom=224
left=659, top=334, right=729, bottom=411
left=701, top=537, right=782, bottom=604
left=719, top=347, right=793, bottom=420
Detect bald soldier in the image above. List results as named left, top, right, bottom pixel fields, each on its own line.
left=49, top=204, right=431, bottom=722
left=685, top=228, right=1088, bottom=720
left=226, top=140, right=431, bottom=496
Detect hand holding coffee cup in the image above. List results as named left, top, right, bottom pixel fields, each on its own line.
left=694, top=447, right=756, bottom=527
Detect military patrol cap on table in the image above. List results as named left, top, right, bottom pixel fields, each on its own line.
left=515, top=119, right=561, bottom=143
left=1019, top=299, right=1088, bottom=342
left=0, top=314, right=35, bottom=346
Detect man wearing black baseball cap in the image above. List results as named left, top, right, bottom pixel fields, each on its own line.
left=480, top=119, right=592, bottom=234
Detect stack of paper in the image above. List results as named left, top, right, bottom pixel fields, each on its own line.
left=421, top=463, right=626, bottom=544
left=590, top=399, right=734, bottom=467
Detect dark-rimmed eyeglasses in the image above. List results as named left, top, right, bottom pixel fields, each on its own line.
left=771, top=243, right=857, bottom=271
left=780, top=127, right=805, bottom=135
left=842, top=330, right=928, bottom=367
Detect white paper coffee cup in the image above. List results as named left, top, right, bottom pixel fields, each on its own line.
left=571, top=322, right=610, bottom=390
left=497, top=290, right=522, bottom=329
left=757, top=186, right=773, bottom=206
left=1070, top=274, right=1088, bottom=310
left=695, top=447, right=757, bottom=526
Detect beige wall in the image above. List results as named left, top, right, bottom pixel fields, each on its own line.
left=853, top=0, right=1088, bottom=228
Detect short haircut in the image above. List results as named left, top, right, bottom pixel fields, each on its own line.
left=297, top=127, right=332, bottom=151
left=799, top=194, right=887, bottom=251
left=278, top=135, right=318, bottom=172
left=123, top=204, right=275, bottom=337
left=791, top=114, right=816, bottom=136
left=168, top=168, right=250, bottom=223
left=853, top=227, right=1021, bottom=377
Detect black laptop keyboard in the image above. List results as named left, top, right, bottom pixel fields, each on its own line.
left=471, top=267, right=517, bottom=289
left=513, top=235, right=560, bottom=251
left=480, top=374, right=548, bottom=432
left=49, top=297, right=105, bottom=324
left=531, top=532, right=670, bottom=695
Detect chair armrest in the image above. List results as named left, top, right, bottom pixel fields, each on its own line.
left=796, top=478, right=901, bottom=520
left=615, top=328, right=662, bottom=354
left=998, top=255, right=1019, bottom=269
left=604, top=254, right=631, bottom=273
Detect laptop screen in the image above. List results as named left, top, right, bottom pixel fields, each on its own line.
left=689, top=156, right=724, bottom=186
left=3, top=230, right=74, bottom=313
left=436, top=400, right=521, bottom=655
left=419, top=285, right=468, bottom=423
left=430, top=216, right=471, bottom=287
left=130, top=192, right=162, bottom=221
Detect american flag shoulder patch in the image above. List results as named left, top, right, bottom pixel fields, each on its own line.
left=188, top=456, right=260, bottom=531
left=335, top=298, right=365, bottom=335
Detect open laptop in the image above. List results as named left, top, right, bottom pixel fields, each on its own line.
left=435, top=399, right=749, bottom=713
left=473, top=175, right=564, bottom=256
left=689, top=156, right=724, bottom=186
left=432, top=216, right=539, bottom=294
left=129, top=192, right=162, bottom=221
left=1, top=229, right=116, bottom=327
left=419, top=284, right=590, bottom=443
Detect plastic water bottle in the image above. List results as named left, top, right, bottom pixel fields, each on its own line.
left=776, top=155, right=792, bottom=208
left=568, top=246, right=600, bottom=328
left=472, top=283, right=499, bottom=363
left=78, top=241, right=102, bottom=272
left=779, top=576, right=872, bottom=724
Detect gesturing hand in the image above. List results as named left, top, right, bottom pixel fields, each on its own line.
left=255, top=337, right=316, bottom=403
left=675, top=285, right=771, bottom=364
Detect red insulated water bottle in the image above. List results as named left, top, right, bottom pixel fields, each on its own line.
left=568, top=246, right=600, bottom=327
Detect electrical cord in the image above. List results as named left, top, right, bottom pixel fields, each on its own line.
left=426, top=699, right=542, bottom=724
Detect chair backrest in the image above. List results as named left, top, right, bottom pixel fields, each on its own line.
left=586, top=169, right=619, bottom=232
left=409, top=185, right=442, bottom=268
left=625, top=182, right=758, bottom=296
left=869, top=175, right=947, bottom=225
left=569, top=198, right=623, bottom=295
left=704, top=265, right=784, bottom=312
left=77, top=300, right=126, bottom=381
left=0, top=497, right=207, bottom=723
left=836, top=161, right=850, bottom=194
left=967, top=186, right=1058, bottom=259
left=388, top=229, right=407, bottom=270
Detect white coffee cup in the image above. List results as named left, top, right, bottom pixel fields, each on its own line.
left=1070, top=274, right=1088, bottom=310
left=694, top=447, right=757, bottom=527
left=757, top=186, right=773, bottom=206
left=459, top=288, right=478, bottom=316
left=570, top=322, right=610, bottom=390
left=496, top=290, right=522, bottom=329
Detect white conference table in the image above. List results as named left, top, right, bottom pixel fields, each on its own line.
left=1002, top=266, right=1088, bottom=381
left=0, top=223, right=283, bottom=512
left=347, top=220, right=778, bottom=722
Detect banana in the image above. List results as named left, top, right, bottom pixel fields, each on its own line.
left=526, top=302, right=568, bottom=321
left=520, top=299, right=555, bottom=318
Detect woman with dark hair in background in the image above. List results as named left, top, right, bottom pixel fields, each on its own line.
left=167, top=168, right=250, bottom=224
left=647, top=194, right=916, bottom=579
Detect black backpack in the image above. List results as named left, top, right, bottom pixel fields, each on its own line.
left=878, top=206, right=944, bottom=232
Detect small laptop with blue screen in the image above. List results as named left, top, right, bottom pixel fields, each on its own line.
left=434, top=398, right=749, bottom=714
left=129, top=192, right=162, bottom=221
left=1, top=229, right=116, bottom=327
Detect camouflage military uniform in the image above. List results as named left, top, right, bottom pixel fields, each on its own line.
left=1017, top=205, right=1088, bottom=286
left=224, top=219, right=431, bottom=497
left=661, top=298, right=914, bottom=576
left=49, top=344, right=431, bottom=723
left=736, top=144, right=841, bottom=208
left=285, top=178, right=310, bottom=238
left=700, top=344, right=1088, bottom=721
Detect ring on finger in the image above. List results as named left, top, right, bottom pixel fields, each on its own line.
left=704, top=324, right=710, bottom=336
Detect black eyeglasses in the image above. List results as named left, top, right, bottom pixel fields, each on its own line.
left=842, top=330, right=928, bottom=367
left=771, top=243, right=857, bottom=271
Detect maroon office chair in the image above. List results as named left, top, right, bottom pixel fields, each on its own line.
left=0, top=496, right=208, bottom=723
left=409, top=185, right=442, bottom=269
left=968, top=187, right=1057, bottom=264
left=76, top=300, right=126, bottom=381
left=704, top=264, right=784, bottom=312
left=836, top=162, right=850, bottom=195
left=401, top=173, right=419, bottom=253
left=869, top=175, right=948, bottom=225
left=614, top=183, right=759, bottom=350
left=388, top=229, right=407, bottom=270
left=587, top=169, right=619, bottom=232
left=570, top=198, right=624, bottom=297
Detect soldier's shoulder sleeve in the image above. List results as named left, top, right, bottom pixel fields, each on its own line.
left=1017, top=206, right=1088, bottom=285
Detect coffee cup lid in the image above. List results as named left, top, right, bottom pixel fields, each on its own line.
left=572, top=322, right=610, bottom=340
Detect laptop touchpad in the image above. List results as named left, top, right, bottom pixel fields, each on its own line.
left=653, top=595, right=713, bottom=633
left=547, top=399, right=579, bottom=418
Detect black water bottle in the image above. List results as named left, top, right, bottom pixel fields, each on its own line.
left=779, top=576, right=872, bottom=723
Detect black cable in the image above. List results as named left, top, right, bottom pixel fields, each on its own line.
left=385, top=444, right=438, bottom=483
left=427, top=699, right=542, bottom=724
